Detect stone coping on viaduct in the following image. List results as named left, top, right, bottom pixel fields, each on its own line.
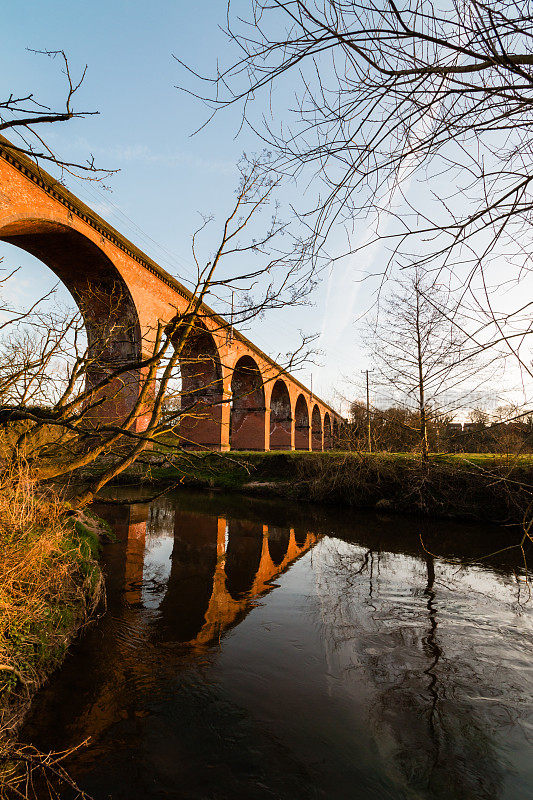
left=0, top=136, right=341, bottom=424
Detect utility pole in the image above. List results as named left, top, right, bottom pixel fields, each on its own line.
left=362, top=369, right=372, bottom=453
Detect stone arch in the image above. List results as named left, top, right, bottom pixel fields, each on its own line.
left=267, top=525, right=291, bottom=566
left=225, top=519, right=264, bottom=600
left=175, top=319, right=224, bottom=448
left=294, top=394, right=310, bottom=450
left=0, top=219, right=143, bottom=426
left=311, top=404, right=323, bottom=451
left=323, top=412, right=332, bottom=450
left=230, top=355, right=266, bottom=450
left=269, top=379, right=292, bottom=450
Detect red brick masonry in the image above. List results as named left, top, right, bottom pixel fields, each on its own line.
left=0, top=137, right=343, bottom=450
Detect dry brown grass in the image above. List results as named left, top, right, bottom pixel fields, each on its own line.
left=0, top=465, right=103, bottom=798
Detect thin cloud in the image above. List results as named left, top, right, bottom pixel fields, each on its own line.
left=73, top=137, right=234, bottom=175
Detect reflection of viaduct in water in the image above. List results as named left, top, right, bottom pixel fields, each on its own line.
left=101, top=502, right=318, bottom=647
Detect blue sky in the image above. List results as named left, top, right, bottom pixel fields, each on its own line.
left=1, top=0, right=377, bottom=412
left=4, top=2, right=528, bottom=417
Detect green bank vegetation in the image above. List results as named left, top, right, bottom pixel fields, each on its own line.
left=114, top=448, right=533, bottom=526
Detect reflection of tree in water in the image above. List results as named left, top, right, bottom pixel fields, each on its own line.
left=141, top=500, right=176, bottom=602
left=422, top=557, right=440, bottom=742
left=314, top=540, right=514, bottom=799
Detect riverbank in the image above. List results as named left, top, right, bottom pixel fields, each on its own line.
left=106, top=450, right=533, bottom=525
left=0, top=486, right=108, bottom=795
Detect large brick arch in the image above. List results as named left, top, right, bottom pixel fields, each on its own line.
left=0, top=218, right=143, bottom=426
left=269, top=378, right=292, bottom=450
left=311, top=404, right=323, bottom=451
left=294, top=393, right=310, bottom=450
left=230, top=355, right=266, bottom=450
left=176, top=320, right=224, bottom=448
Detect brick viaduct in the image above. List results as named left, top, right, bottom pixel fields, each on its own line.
left=0, top=137, right=343, bottom=451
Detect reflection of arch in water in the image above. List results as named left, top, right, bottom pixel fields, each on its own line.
left=92, top=502, right=149, bottom=605
left=230, top=355, right=266, bottom=450
left=269, top=379, right=292, bottom=450
left=294, top=528, right=307, bottom=548
left=239, top=526, right=318, bottom=599
left=0, top=220, right=143, bottom=426
left=155, top=511, right=221, bottom=642
left=311, top=404, right=323, bottom=451
left=267, top=525, right=291, bottom=566
left=225, top=519, right=264, bottom=600
left=106, top=504, right=321, bottom=648
left=119, top=503, right=321, bottom=648
left=195, top=524, right=319, bottom=647
left=294, top=394, right=310, bottom=450
left=174, top=319, right=224, bottom=448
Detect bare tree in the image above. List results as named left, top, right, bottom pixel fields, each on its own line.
left=183, top=0, right=533, bottom=380
left=347, top=402, right=453, bottom=453
left=1, top=48, right=114, bottom=180
left=361, top=272, right=489, bottom=459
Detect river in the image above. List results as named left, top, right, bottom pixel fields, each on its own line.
left=22, top=489, right=533, bottom=800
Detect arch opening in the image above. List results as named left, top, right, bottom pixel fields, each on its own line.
left=269, top=379, right=292, bottom=450
left=333, top=417, right=340, bottom=448
left=294, top=394, right=310, bottom=450
left=323, top=412, right=332, bottom=450
left=311, top=404, right=323, bottom=451
left=175, top=319, right=224, bottom=449
left=0, top=220, right=144, bottom=427
left=230, top=355, right=266, bottom=450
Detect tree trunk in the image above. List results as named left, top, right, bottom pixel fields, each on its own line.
left=415, top=285, right=429, bottom=461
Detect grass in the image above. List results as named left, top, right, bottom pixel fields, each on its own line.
left=0, top=472, right=107, bottom=798
left=0, top=490, right=102, bottom=707
left=111, top=447, right=533, bottom=525
left=143, top=447, right=533, bottom=485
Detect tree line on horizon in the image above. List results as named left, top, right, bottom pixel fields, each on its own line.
left=342, top=402, right=533, bottom=455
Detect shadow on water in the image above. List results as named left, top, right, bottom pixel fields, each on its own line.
left=22, top=489, right=533, bottom=800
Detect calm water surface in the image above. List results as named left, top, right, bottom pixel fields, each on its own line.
left=23, top=490, right=533, bottom=799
